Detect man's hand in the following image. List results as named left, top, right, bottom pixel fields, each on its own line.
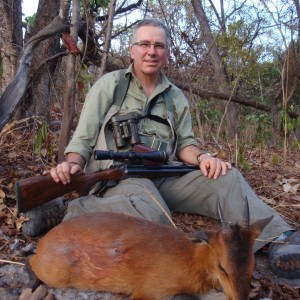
left=178, top=145, right=232, bottom=180
left=43, top=153, right=85, bottom=184
left=198, top=154, right=232, bottom=180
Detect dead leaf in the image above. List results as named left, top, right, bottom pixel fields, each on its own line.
left=41, top=148, right=47, bottom=157
left=61, top=33, right=80, bottom=55
left=6, top=182, right=13, bottom=189
left=278, top=177, right=298, bottom=185
left=4, top=213, right=15, bottom=226
left=7, top=152, right=16, bottom=159
left=27, top=165, right=39, bottom=171
left=283, top=183, right=300, bottom=194
left=15, top=215, right=29, bottom=230
left=0, top=203, right=6, bottom=211
left=292, top=195, right=300, bottom=202
left=291, top=183, right=300, bottom=194
left=283, top=183, right=292, bottom=192
left=0, top=189, right=5, bottom=200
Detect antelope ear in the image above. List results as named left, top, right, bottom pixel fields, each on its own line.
left=250, top=215, right=274, bottom=237
left=186, top=231, right=209, bottom=244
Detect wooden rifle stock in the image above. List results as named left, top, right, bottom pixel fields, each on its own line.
left=16, top=168, right=125, bottom=213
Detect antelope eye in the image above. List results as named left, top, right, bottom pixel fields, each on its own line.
left=218, top=262, right=228, bottom=276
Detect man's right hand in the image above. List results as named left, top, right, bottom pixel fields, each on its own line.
left=43, top=153, right=85, bottom=184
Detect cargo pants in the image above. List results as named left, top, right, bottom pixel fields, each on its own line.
left=63, top=167, right=291, bottom=252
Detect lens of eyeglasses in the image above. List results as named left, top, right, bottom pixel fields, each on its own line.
left=134, top=41, right=167, bottom=50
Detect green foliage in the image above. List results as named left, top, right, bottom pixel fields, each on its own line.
left=248, top=61, right=280, bottom=105
left=291, top=137, right=300, bottom=149
left=236, top=145, right=250, bottom=172
left=271, top=153, right=279, bottom=166
left=245, top=113, right=272, bottom=144
left=196, top=99, right=222, bottom=127
left=82, top=0, right=110, bottom=16
left=280, top=110, right=300, bottom=132
left=258, top=61, right=279, bottom=86
left=25, top=14, right=36, bottom=27
left=34, top=123, right=48, bottom=156
left=77, top=64, right=94, bottom=100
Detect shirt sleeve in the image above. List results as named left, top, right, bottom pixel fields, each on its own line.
left=64, top=71, right=120, bottom=162
left=170, top=86, right=198, bottom=155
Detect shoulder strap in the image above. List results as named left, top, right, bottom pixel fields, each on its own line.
left=140, top=86, right=173, bottom=126
left=141, top=95, right=169, bottom=126
left=112, top=69, right=131, bottom=107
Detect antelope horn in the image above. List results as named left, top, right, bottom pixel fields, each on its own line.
left=243, top=196, right=250, bottom=229
left=217, top=200, right=229, bottom=230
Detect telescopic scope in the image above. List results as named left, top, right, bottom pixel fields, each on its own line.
left=94, top=150, right=169, bottom=163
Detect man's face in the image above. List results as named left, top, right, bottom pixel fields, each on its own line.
left=130, top=25, right=170, bottom=78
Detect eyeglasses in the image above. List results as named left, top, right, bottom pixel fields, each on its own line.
left=132, top=41, right=168, bottom=50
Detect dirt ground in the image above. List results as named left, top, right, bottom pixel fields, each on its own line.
left=0, top=126, right=299, bottom=299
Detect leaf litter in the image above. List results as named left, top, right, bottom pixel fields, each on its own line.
left=0, top=123, right=299, bottom=299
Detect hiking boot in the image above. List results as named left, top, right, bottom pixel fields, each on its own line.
left=21, top=198, right=66, bottom=237
left=268, top=230, right=300, bottom=279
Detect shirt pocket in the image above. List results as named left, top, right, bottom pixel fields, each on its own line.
left=119, top=95, right=143, bottom=115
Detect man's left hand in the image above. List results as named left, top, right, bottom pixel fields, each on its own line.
left=199, top=154, right=232, bottom=180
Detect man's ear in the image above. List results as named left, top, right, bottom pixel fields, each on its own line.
left=164, top=48, right=170, bottom=65
left=130, top=45, right=135, bottom=61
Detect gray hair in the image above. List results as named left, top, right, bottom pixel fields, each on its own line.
left=132, top=18, right=171, bottom=47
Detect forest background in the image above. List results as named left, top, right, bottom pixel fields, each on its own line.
left=0, top=0, right=300, bottom=160
left=0, top=0, right=300, bottom=299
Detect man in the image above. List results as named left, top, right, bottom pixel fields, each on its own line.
left=23, top=18, right=300, bottom=280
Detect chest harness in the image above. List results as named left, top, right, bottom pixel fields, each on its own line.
left=85, top=70, right=177, bottom=174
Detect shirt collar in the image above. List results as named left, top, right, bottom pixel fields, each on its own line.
left=125, top=63, right=172, bottom=92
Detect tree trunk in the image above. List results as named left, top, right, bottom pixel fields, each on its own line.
left=58, top=0, right=80, bottom=162
left=20, top=0, right=62, bottom=122
left=99, top=0, right=117, bottom=77
left=292, top=0, right=300, bottom=141
left=0, top=0, right=71, bottom=132
left=191, top=0, right=238, bottom=140
left=0, top=0, right=23, bottom=95
left=272, top=42, right=300, bottom=143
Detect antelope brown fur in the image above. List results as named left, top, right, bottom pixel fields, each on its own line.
left=28, top=200, right=273, bottom=300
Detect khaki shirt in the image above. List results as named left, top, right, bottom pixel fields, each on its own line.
left=65, top=64, right=198, bottom=163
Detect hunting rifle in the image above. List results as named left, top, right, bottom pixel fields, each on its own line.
left=16, top=145, right=198, bottom=213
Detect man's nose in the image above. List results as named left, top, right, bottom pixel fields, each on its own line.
left=147, top=44, right=157, bottom=54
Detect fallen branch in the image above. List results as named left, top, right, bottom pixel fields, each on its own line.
left=171, top=79, right=299, bottom=119
left=0, top=259, right=25, bottom=266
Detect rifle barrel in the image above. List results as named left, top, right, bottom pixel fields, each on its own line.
left=125, top=164, right=198, bottom=176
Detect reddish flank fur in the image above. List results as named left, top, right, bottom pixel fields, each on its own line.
left=29, top=211, right=272, bottom=300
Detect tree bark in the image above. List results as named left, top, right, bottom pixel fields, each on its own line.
left=58, top=0, right=80, bottom=162
left=21, top=0, right=62, bottom=121
left=99, top=0, right=117, bottom=77
left=0, top=0, right=23, bottom=95
left=0, top=0, right=70, bottom=132
left=292, top=0, right=300, bottom=141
